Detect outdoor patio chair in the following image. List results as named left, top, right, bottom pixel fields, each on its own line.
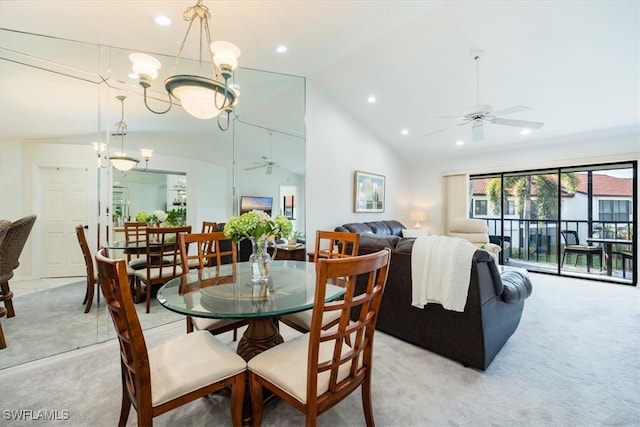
left=561, top=230, right=602, bottom=273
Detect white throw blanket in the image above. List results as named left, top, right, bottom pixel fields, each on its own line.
left=411, top=235, right=477, bottom=312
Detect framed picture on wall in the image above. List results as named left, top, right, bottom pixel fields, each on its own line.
left=354, top=170, right=385, bottom=213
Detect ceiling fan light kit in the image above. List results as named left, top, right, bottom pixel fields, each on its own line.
left=129, top=0, right=240, bottom=130
left=431, top=49, right=544, bottom=143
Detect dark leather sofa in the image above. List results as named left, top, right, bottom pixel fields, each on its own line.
left=336, top=220, right=532, bottom=370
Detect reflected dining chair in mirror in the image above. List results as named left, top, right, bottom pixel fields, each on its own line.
left=178, top=231, right=248, bottom=340
left=95, top=248, right=247, bottom=427
left=248, top=248, right=391, bottom=426
left=0, top=214, right=37, bottom=318
left=0, top=219, right=12, bottom=349
left=134, top=226, right=192, bottom=313
left=124, top=221, right=148, bottom=271
left=561, top=230, right=602, bottom=273
left=75, top=225, right=99, bottom=313
left=202, top=221, right=217, bottom=233
left=279, top=230, right=361, bottom=334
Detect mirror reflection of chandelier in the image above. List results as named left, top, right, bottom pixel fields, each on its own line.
left=129, top=0, right=240, bottom=130
left=109, top=96, right=152, bottom=172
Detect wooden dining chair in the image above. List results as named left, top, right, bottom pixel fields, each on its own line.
left=279, top=230, right=360, bottom=333
left=95, top=248, right=246, bottom=427
left=75, top=225, right=99, bottom=313
left=0, top=214, right=37, bottom=318
left=134, top=225, right=191, bottom=313
left=178, top=231, right=248, bottom=340
left=202, top=221, right=217, bottom=233
left=248, top=248, right=391, bottom=427
left=124, top=221, right=148, bottom=270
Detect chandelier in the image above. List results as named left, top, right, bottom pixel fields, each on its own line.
left=109, top=96, right=152, bottom=171
left=129, top=0, right=240, bottom=130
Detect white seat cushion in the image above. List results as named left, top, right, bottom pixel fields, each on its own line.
left=282, top=309, right=341, bottom=331
left=134, top=266, right=183, bottom=282
left=247, top=333, right=356, bottom=404
left=192, top=316, right=240, bottom=331
left=149, top=330, right=246, bottom=406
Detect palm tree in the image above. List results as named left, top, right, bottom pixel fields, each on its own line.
left=485, top=173, right=578, bottom=259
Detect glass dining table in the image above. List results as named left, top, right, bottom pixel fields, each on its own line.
left=157, top=260, right=346, bottom=361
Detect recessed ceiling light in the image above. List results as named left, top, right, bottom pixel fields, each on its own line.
left=401, top=129, right=409, bottom=135
left=456, top=140, right=464, bottom=146
left=276, top=45, right=288, bottom=53
left=367, top=96, right=376, bottom=103
left=155, top=15, right=172, bottom=26
left=520, top=128, right=531, bottom=135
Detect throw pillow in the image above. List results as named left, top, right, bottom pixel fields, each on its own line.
left=402, top=228, right=429, bottom=238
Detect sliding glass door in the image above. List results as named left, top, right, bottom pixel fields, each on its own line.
left=470, top=161, right=636, bottom=286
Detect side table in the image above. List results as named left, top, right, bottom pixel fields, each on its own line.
left=268, top=245, right=307, bottom=261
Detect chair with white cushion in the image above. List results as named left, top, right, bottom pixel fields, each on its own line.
left=178, top=231, right=248, bottom=340
left=279, top=230, right=360, bottom=333
left=134, top=226, right=191, bottom=313
left=248, top=248, right=391, bottom=426
left=448, top=217, right=501, bottom=264
left=95, top=248, right=246, bottom=427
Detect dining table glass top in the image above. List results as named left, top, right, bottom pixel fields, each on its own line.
left=157, top=261, right=346, bottom=319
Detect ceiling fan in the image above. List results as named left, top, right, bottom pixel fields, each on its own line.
left=244, top=156, right=280, bottom=175
left=433, top=49, right=544, bottom=142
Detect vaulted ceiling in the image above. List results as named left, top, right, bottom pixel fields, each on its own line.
left=1, top=1, right=638, bottom=163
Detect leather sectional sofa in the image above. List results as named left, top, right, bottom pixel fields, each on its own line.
left=335, top=220, right=532, bottom=370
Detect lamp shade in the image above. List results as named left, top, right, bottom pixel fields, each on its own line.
left=129, top=53, right=161, bottom=80
left=109, top=153, right=139, bottom=171
left=166, top=75, right=237, bottom=120
left=210, top=41, right=241, bottom=71
left=140, top=148, right=153, bottom=160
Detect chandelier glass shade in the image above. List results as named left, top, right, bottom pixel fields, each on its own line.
left=129, top=0, right=240, bottom=129
left=109, top=154, right=138, bottom=171
left=108, top=95, right=152, bottom=172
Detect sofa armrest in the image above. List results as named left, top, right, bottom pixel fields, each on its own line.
left=500, top=269, right=533, bottom=303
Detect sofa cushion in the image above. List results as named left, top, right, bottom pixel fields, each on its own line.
left=395, top=238, right=415, bottom=255
left=500, top=269, right=533, bottom=303
left=358, top=234, right=400, bottom=253
left=363, top=220, right=405, bottom=236
left=340, top=223, right=374, bottom=234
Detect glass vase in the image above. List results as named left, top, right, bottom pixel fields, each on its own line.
left=249, top=236, right=272, bottom=283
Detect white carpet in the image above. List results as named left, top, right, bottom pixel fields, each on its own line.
left=1, top=272, right=638, bottom=426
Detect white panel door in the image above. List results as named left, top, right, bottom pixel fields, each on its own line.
left=42, top=167, right=89, bottom=277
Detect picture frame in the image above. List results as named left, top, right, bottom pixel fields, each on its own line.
left=354, top=170, right=385, bottom=213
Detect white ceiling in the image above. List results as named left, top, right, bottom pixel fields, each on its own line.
left=1, top=0, right=638, bottom=163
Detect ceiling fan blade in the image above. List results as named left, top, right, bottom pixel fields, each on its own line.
left=490, top=117, right=544, bottom=129
left=244, top=165, right=264, bottom=171
left=456, top=118, right=473, bottom=127
left=471, top=121, right=484, bottom=142
left=491, top=105, right=530, bottom=116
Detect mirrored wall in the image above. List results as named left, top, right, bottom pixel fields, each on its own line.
left=0, top=28, right=306, bottom=367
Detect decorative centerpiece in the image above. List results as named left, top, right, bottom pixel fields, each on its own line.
left=135, top=210, right=169, bottom=227
left=223, top=210, right=292, bottom=282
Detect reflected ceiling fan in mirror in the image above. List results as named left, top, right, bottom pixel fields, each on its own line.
left=244, top=156, right=280, bottom=175
left=431, top=49, right=544, bottom=142
left=244, top=131, right=288, bottom=175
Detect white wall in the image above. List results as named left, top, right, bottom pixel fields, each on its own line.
left=409, top=129, right=640, bottom=237
left=305, top=82, right=411, bottom=249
